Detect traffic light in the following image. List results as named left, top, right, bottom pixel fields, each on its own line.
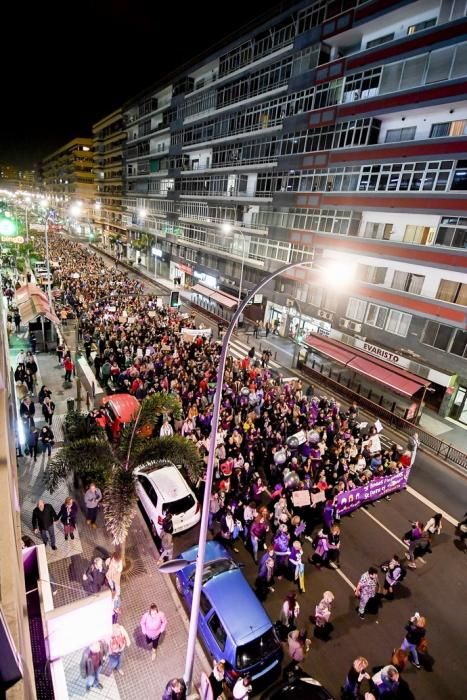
left=170, top=290, right=180, bottom=307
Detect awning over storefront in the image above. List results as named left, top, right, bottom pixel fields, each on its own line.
left=191, top=284, right=238, bottom=309
left=306, top=335, right=356, bottom=365
left=305, top=334, right=430, bottom=398
left=15, top=284, right=60, bottom=325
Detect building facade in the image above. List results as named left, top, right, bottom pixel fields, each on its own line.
left=92, top=109, right=127, bottom=245
left=121, top=0, right=466, bottom=425
left=41, top=138, right=95, bottom=221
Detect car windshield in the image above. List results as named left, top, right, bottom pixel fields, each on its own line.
left=236, top=627, right=280, bottom=670
left=189, top=558, right=237, bottom=584
left=165, top=494, right=195, bottom=515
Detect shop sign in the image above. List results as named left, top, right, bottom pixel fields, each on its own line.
left=360, top=341, right=403, bottom=365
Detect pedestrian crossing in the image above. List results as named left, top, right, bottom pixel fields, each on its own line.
left=227, top=337, right=282, bottom=371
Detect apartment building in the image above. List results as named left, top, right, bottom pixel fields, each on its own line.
left=41, top=138, right=94, bottom=218
left=122, top=0, right=467, bottom=425
left=92, top=109, right=127, bottom=244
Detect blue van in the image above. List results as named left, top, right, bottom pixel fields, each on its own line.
left=175, top=541, right=283, bottom=686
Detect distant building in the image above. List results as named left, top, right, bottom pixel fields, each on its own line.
left=92, top=109, right=127, bottom=245
left=42, top=137, right=95, bottom=215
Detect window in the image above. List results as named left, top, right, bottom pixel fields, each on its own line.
left=451, top=330, right=467, bottom=358
left=451, top=160, right=467, bottom=190
left=357, top=264, right=387, bottom=284
left=200, top=592, right=212, bottom=616
left=430, top=122, right=450, bottom=138
left=385, top=127, right=416, bottom=143
left=363, top=221, right=393, bottom=240
left=391, top=271, right=425, bottom=294
left=435, top=217, right=467, bottom=248
left=365, top=304, right=388, bottom=328
left=422, top=321, right=454, bottom=351
left=436, top=280, right=467, bottom=305
left=138, top=476, right=158, bottom=507
left=208, top=613, right=226, bottom=651
left=366, top=33, right=394, bottom=49
left=385, top=310, right=411, bottom=337
left=407, top=18, right=437, bottom=35
left=403, top=225, right=433, bottom=245
left=346, top=298, right=367, bottom=322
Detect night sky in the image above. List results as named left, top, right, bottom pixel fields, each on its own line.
left=0, top=0, right=284, bottom=169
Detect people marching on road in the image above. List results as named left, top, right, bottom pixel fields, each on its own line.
left=355, top=567, right=380, bottom=620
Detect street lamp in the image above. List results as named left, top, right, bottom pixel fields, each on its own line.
left=39, top=201, right=53, bottom=308
left=159, top=257, right=355, bottom=692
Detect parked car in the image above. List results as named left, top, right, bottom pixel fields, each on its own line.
left=175, top=541, right=283, bottom=688
left=101, top=393, right=140, bottom=442
left=134, top=461, right=200, bottom=536
left=261, top=670, right=334, bottom=700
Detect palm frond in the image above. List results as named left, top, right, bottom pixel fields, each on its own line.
left=43, top=438, right=116, bottom=493
left=103, top=467, right=137, bottom=546
left=131, top=434, right=203, bottom=483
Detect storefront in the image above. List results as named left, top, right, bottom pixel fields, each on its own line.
left=169, top=261, right=193, bottom=287
left=265, top=301, right=331, bottom=339
left=191, top=282, right=238, bottom=322
left=303, top=333, right=433, bottom=420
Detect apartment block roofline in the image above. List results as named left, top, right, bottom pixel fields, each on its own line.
left=42, top=137, right=93, bottom=163
left=92, top=108, right=125, bottom=132
left=121, top=0, right=301, bottom=110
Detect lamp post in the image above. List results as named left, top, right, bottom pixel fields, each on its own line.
left=182, top=258, right=324, bottom=692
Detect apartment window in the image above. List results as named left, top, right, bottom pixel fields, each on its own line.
left=430, top=122, right=449, bottom=138
left=385, top=126, right=416, bottom=143
left=391, top=271, right=425, bottom=294
left=423, top=321, right=454, bottom=351
left=366, top=33, right=394, bottom=49
left=451, top=161, right=467, bottom=190
left=450, top=330, right=467, bottom=358
left=357, top=264, right=387, bottom=284
left=435, top=217, right=467, bottom=248
left=407, top=18, right=437, bottom=35
left=386, top=310, right=411, bottom=337
left=403, top=225, right=433, bottom=245
left=436, top=280, right=467, bottom=305
left=365, top=304, right=388, bottom=328
left=363, top=221, right=393, bottom=240
left=346, top=298, right=367, bottom=322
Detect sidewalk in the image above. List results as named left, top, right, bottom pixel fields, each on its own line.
left=12, top=327, right=210, bottom=700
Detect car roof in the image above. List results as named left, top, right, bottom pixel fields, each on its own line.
left=101, top=394, right=140, bottom=422
left=180, top=542, right=272, bottom=646
left=146, top=465, right=191, bottom=502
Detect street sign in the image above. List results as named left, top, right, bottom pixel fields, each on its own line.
left=0, top=235, right=24, bottom=243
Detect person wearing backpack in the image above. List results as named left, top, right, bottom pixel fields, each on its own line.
left=382, top=555, right=406, bottom=599
left=108, top=623, right=131, bottom=675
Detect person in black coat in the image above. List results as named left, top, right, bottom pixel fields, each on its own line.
left=58, top=497, right=78, bottom=540
left=19, top=397, right=35, bottom=429
left=27, top=427, right=39, bottom=462
left=83, top=557, right=107, bottom=594
left=40, top=425, right=55, bottom=456
left=32, top=500, right=58, bottom=549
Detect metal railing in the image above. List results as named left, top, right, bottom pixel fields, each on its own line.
left=297, top=361, right=467, bottom=471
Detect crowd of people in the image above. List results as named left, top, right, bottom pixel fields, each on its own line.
left=16, top=234, right=438, bottom=698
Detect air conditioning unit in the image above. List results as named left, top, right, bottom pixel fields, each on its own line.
left=348, top=321, right=362, bottom=332
left=318, top=309, right=333, bottom=321
left=339, top=317, right=352, bottom=329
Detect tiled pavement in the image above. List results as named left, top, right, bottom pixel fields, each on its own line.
left=11, top=324, right=210, bottom=699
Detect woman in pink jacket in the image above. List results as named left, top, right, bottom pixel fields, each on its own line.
left=140, top=603, right=167, bottom=660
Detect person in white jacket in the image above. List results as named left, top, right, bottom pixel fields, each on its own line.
left=233, top=676, right=252, bottom=700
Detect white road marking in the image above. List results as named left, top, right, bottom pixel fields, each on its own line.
left=405, top=486, right=459, bottom=527
left=360, top=508, right=426, bottom=564
left=334, top=567, right=356, bottom=591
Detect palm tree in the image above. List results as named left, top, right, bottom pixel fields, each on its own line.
left=44, top=393, right=202, bottom=554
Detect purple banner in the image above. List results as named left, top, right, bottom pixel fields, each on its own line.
left=335, top=467, right=412, bottom=516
